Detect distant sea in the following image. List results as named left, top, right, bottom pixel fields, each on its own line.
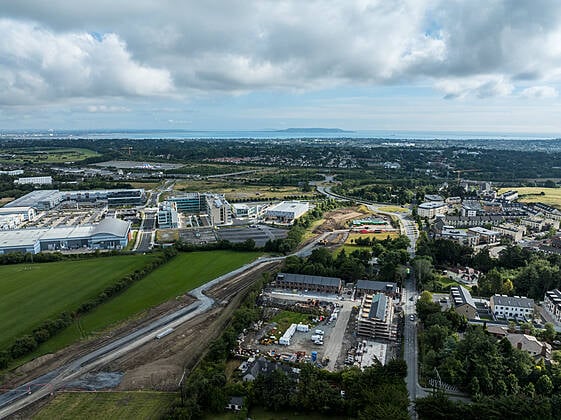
left=0, top=128, right=559, bottom=140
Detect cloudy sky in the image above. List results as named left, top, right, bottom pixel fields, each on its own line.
left=2, top=0, right=561, bottom=134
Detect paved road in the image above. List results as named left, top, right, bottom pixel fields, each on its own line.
left=323, top=302, right=353, bottom=371
left=316, top=183, right=424, bottom=411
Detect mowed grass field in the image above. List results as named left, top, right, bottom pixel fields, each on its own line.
left=345, top=231, right=400, bottom=244
left=33, top=391, right=175, bottom=420
left=499, top=187, right=561, bottom=208
left=0, top=255, right=157, bottom=351
left=0, top=148, right=100, bottom=164
left=29, top=251, right=261, bottom=358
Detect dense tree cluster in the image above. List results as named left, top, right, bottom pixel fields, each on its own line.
left=281, top=234, right=410, bottom=283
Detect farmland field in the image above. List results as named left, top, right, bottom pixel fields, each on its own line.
left=0, top=254, right=157, bottom=351
left=33, top=391, right=175, bottom=420
left=498, top=187, right=561, bottom=208
left=345, top=231, right=399, bottom=244
left=29, top=251, right=262, bottom=358
left=0, top=148, right=100, bottom=164
left=377, top=205, right=409, bottom=213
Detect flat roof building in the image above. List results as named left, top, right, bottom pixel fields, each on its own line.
left=15, top=176, right=53, bottom=185
left=266, top=201, right=309, bottom=223
left=0, top=206, right=36, bottom=221
left=0, top=218, right=131, bottom=255
left=417, top=201, right=447, bottom=219
left=5, top=190, right=62, bottom=210
left=357, top=294, right=396, bottom=340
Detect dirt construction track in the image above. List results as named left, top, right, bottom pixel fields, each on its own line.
left=112, top=260, right=282, bottom=391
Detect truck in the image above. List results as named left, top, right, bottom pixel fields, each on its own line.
left=155, top=327, right=174, bottom=339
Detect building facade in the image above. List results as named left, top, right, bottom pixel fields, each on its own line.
left=275, top=272, right=342, bottom=294
left=544, top=289, right=561, bottom=325
left=490, top=294, right=534, bottom=319
left=450, top=285, right=477, bottom=319
left=417, top=202, right=448, bottom=219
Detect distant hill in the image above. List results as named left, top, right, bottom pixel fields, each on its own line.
left=274, top=127, right=353, bottom=133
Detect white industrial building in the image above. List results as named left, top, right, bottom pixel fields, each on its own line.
left=265, top=201, right=309, bottom=223
left=0, top=206, right=36, bottom=221
left=0, top=214, right=24, bottom=230
left=0, top=218, right=131, bottom=255
left=4, top=190, right=62, bottom=210
left=15, top=176, right=53, bottom=185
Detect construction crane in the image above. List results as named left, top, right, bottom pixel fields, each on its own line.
left=452, top=169, right=479, bottom=184
left=121, top=146, right=133, bottom=156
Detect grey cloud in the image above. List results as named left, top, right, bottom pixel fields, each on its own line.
left=2, top=0, right=561, bottom=105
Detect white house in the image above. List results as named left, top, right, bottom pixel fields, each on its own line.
left=490, top=294, right=534, bottom=319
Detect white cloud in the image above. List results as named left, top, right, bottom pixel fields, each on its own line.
left=0, top=19, right=173, bottom=105
left=521, top=85, right=558, bottom=99
left=86, top=105, right=130, bottom=113
left=2, top=0, right=561, bottom=111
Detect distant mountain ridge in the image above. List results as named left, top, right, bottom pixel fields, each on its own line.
left=273, top=127, right=353, bottom=133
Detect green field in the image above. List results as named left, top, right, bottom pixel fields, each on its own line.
left=270, top=310, right=314, bottom=332
left=499, top=186, right=561, bottom=209
left=0, top=148, right=100, bottom=164
left=28, top=251, right=261, bottom=358
left=0, top=255, right=156, bottom=351
left=33, top=391, right=175, bottom=420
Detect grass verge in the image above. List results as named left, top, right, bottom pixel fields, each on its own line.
left=33, top=391, right=175, bottom=420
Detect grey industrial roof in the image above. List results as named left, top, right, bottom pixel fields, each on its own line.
left=277, top=272, right=341, bottom=287
left=4, top=190, right=60, bottom=208
left=450, top=285, right=476, bottom=309
left=92, top=218, right=131, bottom=237
left=491, top=294, right=533, bottom=308
left=356, top=280, right=397, bottom=293
left=0, top=218, right=130, bottom=249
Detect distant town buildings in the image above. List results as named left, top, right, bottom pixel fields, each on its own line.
left=14, top=176, right=53, bottom=185
left=417, top=201, right=447, bottom=219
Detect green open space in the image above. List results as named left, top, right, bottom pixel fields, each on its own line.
left=29, top=251, right=261, bottom=358
left=0, top=254, right=157, bottom=351
left=0, top=148, right=100, bottom=164
left=498, top=186, right=561, bottom=209
left=33, top=391, right=175, bottom=420
left=270, top=310, right=314, bottom=332
left=174, top=179, right=317, bottom=201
